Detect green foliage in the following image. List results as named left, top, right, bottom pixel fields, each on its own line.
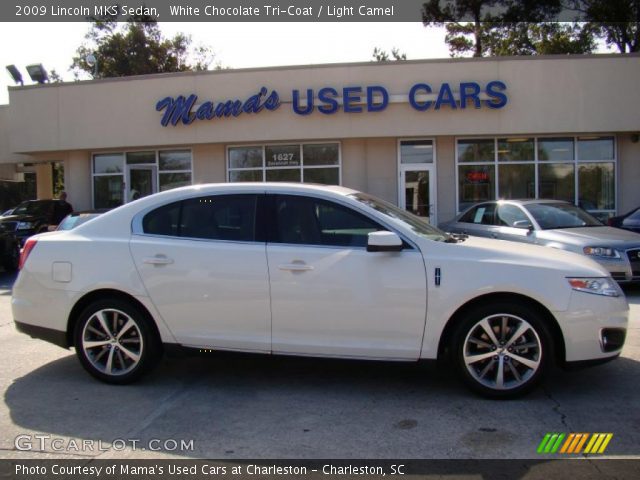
left=71, top=15, right=215, bottom=78
left=422, top=0, right=596, bottom=56
left=372, top=47, right=408, bottom=61
left=571, top=0, right=640, bottom=52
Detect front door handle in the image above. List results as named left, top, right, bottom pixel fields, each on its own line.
left=143, top=255, right=174, bottom=266
left=278, top=262, right=313, bottom=272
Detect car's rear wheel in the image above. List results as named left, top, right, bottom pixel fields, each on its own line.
left=451, top=302, right=553, bottom=399
left=74, top=298, right=161, bottom=384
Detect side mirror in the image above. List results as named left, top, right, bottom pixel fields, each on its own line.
left=367, top=231, right=403, bottom=252
left=512, top=220, right=533, bottom=231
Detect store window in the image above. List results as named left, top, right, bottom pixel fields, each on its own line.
left=228, top=143, right=340, bottom=185
left=456, top=136, right=616, bottom=219
left=92, top=150, right=192, bottom=209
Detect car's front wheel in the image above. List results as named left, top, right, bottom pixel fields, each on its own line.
left=74, top=298, right=161, bottom=384
left=451, top=302, right=553, bottom=398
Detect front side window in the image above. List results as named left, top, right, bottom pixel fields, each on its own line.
left=272, top=195, right=381, bottom=247
left=497, top=204, right=529, bottom=227
left=142, top=195, right=257, bottom=242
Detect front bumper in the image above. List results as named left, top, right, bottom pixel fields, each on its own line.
left=555, top=290, right=629, bottom=363
left=595, top=253, right=640, bottom=283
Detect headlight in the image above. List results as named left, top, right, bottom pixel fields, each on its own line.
left=583, top=246, right=620, bottom=259
left=16, top=221, right=34, bottom=230
left=567, top=277, right=622, bottom=297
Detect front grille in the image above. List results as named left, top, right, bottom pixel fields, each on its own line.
left=627, top=249, right=640, bottom=277
left=601, top=328, right=626, bottom=353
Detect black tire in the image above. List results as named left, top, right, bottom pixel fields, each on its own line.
left=451, top=302, right=554, bottom=399
left=2, top=241, right=20, bottom=272
left=73, top=298, right=162, bottom=384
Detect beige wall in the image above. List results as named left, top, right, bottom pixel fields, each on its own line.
left=0, top=106, right=29, bottom=172
left=2, top=55, right=638, bottom=214
left=435, top=136, right=457, bottom=224
left=5, top=54, right=639, bottom=155
left=618, top=134, right=640, bottom=214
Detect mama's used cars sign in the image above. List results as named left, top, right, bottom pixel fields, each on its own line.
left=155, top=81, right=507, bottom=127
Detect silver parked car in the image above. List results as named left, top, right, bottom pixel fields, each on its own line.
left=440, top=200, right=640, bottom=283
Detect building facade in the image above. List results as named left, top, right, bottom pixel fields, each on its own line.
left=1, top=53, right=639, bottom=225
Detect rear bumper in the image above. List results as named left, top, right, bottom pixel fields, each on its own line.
left=15, top=321, right=69, bottom=348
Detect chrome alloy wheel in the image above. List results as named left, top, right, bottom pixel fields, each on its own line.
left=81, top=309, right=144, bottom=376
left=463, top=314, right=542, bottom=391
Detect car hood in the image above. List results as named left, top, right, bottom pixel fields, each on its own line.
left=536, top=226, right=640, bottom=247
left=0, top=214, right=39, bottom=223
left=436, top=235, right=609, bottom=278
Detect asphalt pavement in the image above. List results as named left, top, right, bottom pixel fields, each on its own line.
left=0, top=270, right=638, bottom=461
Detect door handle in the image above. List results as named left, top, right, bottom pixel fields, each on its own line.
left=278, top=263, right=313, bottom=272
left=143, top=255, right=174, bottom=266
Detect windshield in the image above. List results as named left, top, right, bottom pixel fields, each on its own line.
left=525, top=203, right=603, bottom=230
left=349, top=192, right=451, bottom=242
left=12, top=201, right=52, bottom=216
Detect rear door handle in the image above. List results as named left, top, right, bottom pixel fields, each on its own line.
left=278, top=262, right=313, bottom=272
left=143, top=255, right=174, bottom=266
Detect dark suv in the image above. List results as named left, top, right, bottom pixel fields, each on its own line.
left=0, top=226, right=20, bottom=271
left=0, top=200, right=70, bottom=246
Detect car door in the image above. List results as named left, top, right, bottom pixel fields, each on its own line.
left=454, top=203, right=500, bottom=238
left=266, top=194, right=427, bottom=359
left=129, top=194, right=271, bottom=352
left=494, top=203, right=536, bottom=244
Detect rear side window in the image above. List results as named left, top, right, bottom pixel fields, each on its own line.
left=459, top=203, right=496, bottom=225
left=272, top=195, right=381, bottom=247
left=143, top=201, right=181, bottom=236
left=142, top=195, right=257, bottom=242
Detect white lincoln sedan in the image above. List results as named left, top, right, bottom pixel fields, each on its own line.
left=12, top=184, right=628, bottom=398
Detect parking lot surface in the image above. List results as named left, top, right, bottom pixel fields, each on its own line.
left=0, top=270, right=638, bottom=460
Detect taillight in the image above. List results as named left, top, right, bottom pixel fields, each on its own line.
left=19, top=238, right=37, bottom=270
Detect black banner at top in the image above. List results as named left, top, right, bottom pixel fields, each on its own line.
left=1, top=0, right=623, bottom=23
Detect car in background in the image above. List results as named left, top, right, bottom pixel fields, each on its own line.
left=57, top=210, right=108, bottom=231
left=1, top=208, right=15, bottom=217
left=440, top=200, right=640, bottom=284
left=0, top=225, right=20, bottom=272
left=12, top=184, right=628, bottom=398
left=609, top=207, right=640, bottom=234
left=0, top=199, right=69, bottom=245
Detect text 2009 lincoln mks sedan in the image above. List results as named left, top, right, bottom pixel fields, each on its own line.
left=12, top=184, right=628, bottom=398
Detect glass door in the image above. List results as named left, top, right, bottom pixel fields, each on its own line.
left=400, top=168, right=435, bottom=224
left=126, top=165, right=157, bottom=202
left=398, top=139, right=437, bottom=225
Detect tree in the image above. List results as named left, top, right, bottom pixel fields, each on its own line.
left=372, top=47, right=407, bottom=61
left=422, top=0, right=596, bottom=56
left=71, top=14, right=215, bottom=78
left=571, top=0, right=640, bottom=53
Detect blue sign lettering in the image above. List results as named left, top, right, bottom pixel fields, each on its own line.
left=156, top=88, right=280, bottom=127
left=156, top=81, right=507, bottom=126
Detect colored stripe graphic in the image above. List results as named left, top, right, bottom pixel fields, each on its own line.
left=538, top=433, right=613, bottom=454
